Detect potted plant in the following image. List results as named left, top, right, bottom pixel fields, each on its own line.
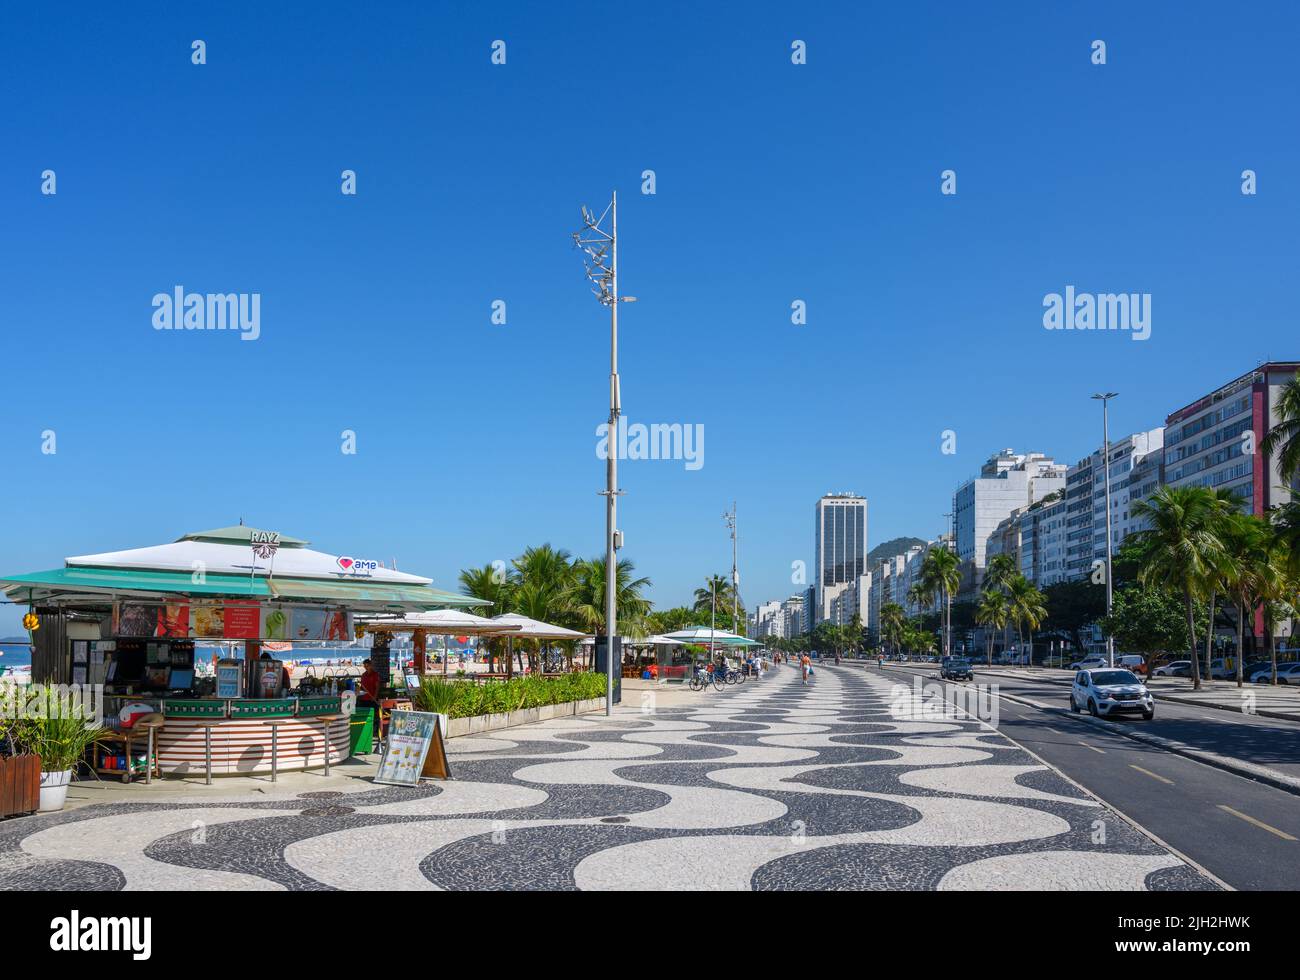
left=0, top=685, right=41, bottom=818
left=414, top=678, right=456, bottom=738
left=30, top=706, right=105, bottom=813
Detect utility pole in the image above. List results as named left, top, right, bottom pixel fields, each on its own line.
left=575, top=192, right=636, bottom=716
left=1092, top=392, right=1118, bottom=668
left=724, top=503, right=738, bottom=635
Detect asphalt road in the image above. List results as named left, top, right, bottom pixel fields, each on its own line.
left=870, top=664, right=1300, bottom=890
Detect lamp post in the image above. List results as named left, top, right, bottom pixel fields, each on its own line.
left=724, top=503, right=738, bottom=635
left=574, top=192, right=636, bottom=716
left=1092, top=392, right=1118, bottom=668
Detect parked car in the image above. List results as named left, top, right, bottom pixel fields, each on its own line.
left=1070, top=669, right=1155, bottom=720
left=1068, top=656, right=1107, bottom=670
left=1208, top=658, right=1253, bottom=680
left=1250, top=662, right=1300, bottom=684
left=1151, top=660, right=1191, bottom=677
left=941, top=658, right=973, bottom=681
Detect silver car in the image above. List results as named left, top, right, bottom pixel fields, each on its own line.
left=1070, top=668, right=1155, bottom=720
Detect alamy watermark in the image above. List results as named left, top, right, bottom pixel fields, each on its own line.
left=596, top=418, right=704, bottom=471
left=888, top=675, right=1000, bottom=728
left=1042, top=286, right=1150, bottom=341
left=2, top=683, right=105, bottom=727
left=152, top=286, right=261, bottom=341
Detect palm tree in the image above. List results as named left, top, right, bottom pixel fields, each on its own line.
left=975, top=589, right=1008, bottom=667
left=693, top=574, right=739, bottom=620
left=880, top=602, right=906, bottom=658
left=1200, top=490, right=1245, bottom=679
left=568, top=555, right=652, bottom=636
left=1257, top=535, right=1295, bottom=685
left=510, top=544, right=577, bottom=671
left=1261, top=375, right=1300, bottom=486
left=1218, top=511, right=1269, bottom=687
left=984, top=552, right=1018, bottom=653
left=1131, top=485, right=1230, bottom=691
left=458, top=562, right=518, bottom=671
left=921, top=547, right=961, bottom=659
left=1007, top=575, right=1047, bottom=665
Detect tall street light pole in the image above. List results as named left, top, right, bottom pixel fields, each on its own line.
left=1092, top=392, right=1118, bottom=668
left=574, top=192, right=635, bottom=717
left=724, top=503, right=738, bottom=634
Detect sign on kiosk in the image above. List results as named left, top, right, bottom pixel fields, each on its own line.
left=374, top=710, right=450, bottom=785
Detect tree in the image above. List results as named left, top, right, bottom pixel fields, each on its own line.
left=1261, top=375, right=1300, bottom=486
left=975, top=589, right=1008, bottom=666
left=1131, top=485, right=1232, bottom=691
left=693, top=574, right=742, bottom=624
left=1100, top=584, right=1206, bottom=666
left=880, top=602, right=906, bottom=658
left=984, top=552, right=1019, bottom=652
left=1041, top=579, right=1107, bottom=656
left=1218, top=511, right=1269, bottom=686
left=1007, top=575, right=1047, bottom=664
left=645, top=606, right=703, bottom=635
left=920, top=546, right=961, bottom=659
left=569, top=555, right=651, bottom=636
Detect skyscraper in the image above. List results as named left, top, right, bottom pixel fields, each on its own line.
left=814, top=493, right=868, bottom=622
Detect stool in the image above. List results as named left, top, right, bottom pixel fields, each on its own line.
left=313, top=715, right=347, bottom=777
left=264, top=719, right=291, bottom=783
left=135, top=715, right=166, bottom=785
left=192, top=721, right=223, bottom=784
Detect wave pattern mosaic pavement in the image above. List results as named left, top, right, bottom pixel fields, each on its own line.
left=0, top=665, right=1218, bottom=891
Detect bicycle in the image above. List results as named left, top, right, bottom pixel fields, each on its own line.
left=688, top=665, right=726, bottom=692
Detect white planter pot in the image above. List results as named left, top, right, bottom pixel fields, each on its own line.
left=39, top=769, right=73, bottom=812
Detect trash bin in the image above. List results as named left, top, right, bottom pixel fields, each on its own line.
left=349, top=709, right=374, bottom=756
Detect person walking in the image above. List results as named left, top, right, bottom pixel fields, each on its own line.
left=800, top=652, right=811, bottom=685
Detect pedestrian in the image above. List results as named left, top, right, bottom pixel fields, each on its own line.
left=800, top=652, right=811, bottom=685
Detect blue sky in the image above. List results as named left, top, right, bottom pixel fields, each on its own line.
left=1, top=1, right=1297, bottom=633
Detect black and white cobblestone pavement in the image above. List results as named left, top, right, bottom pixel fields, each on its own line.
left=0, top=664, right=1219, bottom=890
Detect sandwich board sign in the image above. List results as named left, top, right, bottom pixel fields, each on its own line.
left=373, top=709, right=450, bottom=784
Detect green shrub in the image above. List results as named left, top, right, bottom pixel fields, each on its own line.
left=412, top=673, right=607, bottom=719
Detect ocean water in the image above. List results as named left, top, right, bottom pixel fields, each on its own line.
left=0, top=642, right=32, bottom=673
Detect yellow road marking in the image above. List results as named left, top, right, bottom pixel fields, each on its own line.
left=1129, top=764, right=1174, bottom=785
left=1217, top=806, right=1297, bottom=841
left=1078, top=741, right=1106, bottom=754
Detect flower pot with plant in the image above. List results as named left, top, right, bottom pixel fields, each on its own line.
left=30, top=704, right=106, bottom=813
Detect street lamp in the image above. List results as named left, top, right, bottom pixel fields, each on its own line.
left=1091, top=392, right=1118, bottom=668
left=574, top=192, right=636, bottom=716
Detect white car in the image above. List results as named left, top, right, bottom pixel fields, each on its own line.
left=1070, top=668, right=1155, bottom=720
left=1151, top=660, right=1191, bottom=677
left=1249, top=662, right=1300, bottom=685
left=1068, top=657, right=1107, bottom=670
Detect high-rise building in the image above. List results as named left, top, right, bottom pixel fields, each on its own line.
left=814, top=493, right=868, bottom=624
left=1163, top=362, right=1300, bottom=514
left=953, top=450, right=1067, bottom=599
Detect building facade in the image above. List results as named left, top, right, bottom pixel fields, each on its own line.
left=1163, top=362, right=1300, bottom=515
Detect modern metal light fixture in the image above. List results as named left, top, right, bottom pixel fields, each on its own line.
left=1091, top=391, right=1119, bottom=668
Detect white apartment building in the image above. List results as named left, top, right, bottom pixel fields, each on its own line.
left=1090, top=428, right=1165, bottom=565
left=953, top=450, right=1067, bottom=599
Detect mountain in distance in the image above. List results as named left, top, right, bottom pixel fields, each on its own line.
left=866, top=536, right=928, bottom=567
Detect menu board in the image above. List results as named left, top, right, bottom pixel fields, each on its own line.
left=374, top=710, right=448, bottom=785
left=223, top=601, right=261, bottom=639
left=115, top=600, right=351, bottom=642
